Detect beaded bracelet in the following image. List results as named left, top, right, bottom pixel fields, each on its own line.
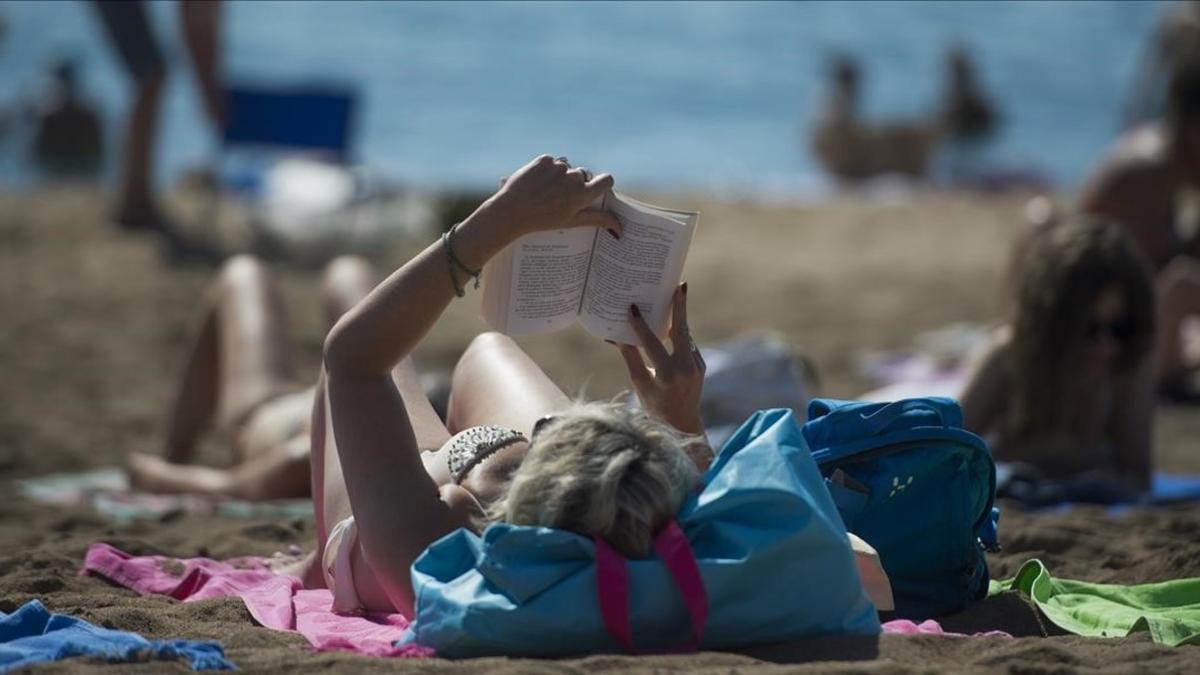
left=441, top=223, right=481, bottom=297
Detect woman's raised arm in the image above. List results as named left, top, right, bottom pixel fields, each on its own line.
left=324, top=156, right=615, bottom=376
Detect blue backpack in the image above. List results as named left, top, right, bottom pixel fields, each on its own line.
left=803, top=397, right=999, bottom=619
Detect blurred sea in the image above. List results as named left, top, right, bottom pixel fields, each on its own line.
left=0, top=0, right=1168, bottom=197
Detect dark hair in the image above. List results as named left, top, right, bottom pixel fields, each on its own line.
left=1167, top=64, right=1200, bottom=125
left=1008, top=218, right=1156, bottom=436
left=830, top=53, right=859, bottom=91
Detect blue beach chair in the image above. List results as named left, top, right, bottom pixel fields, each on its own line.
left=198, top=82, right=361, bottom=260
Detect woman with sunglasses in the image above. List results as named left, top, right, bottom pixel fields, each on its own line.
left=959, top=217, right=1157, bottom=498
left=291, top=155, right=715, bottom=616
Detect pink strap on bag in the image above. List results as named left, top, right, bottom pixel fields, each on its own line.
left=594, top=520, right=708, bottom=654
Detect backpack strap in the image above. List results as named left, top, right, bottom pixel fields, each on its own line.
left=808, top=397, right=963, bottom=432
left=594, top=520, right=708, bottom=654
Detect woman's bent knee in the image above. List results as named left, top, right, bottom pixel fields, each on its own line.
left=465, top=331, right=517, bottom=356
left=453, top=333, right=521, bottom=382
left=323, top=255, right=374, bottom=289
left=218, top=254, right=271, bottom=292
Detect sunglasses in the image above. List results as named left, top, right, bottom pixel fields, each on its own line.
left=530, top=414, right=558, bottom=442
left=1084, top=317, right=1135, bottom=342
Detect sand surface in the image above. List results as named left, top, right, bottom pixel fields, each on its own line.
left=1, top=186, right=1198, bottom=673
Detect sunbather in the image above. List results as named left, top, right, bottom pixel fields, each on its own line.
left=295, top=155, right=713, bottom=616
left=958, top=217, right=1157, bottom=496
left=126, top=253, right=378, bottom=500
left=1079, top=64, right=1200, bottom=398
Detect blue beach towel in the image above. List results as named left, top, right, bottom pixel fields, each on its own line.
left=0, top=600, right=234, bottom=672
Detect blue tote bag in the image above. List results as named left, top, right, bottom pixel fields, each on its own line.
left=400, top=408, right=881, bottom=657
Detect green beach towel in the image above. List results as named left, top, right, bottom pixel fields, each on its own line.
left=990, top=559, right=1200, bottom=646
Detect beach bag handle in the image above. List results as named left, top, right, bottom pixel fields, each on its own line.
left=809, top=397, right=963, bottom=435
left=594, top=520, right=708, bottom=654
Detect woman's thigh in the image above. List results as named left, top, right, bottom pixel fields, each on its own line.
left=213, top=255, right=297, bottom=431
left=446, top=332, right=572, bottom=437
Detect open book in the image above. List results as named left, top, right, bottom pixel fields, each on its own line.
left=481, top=192, right=698, bottom=345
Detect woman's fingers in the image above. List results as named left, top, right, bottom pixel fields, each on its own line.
left=615, top=343, right=654, bottom=391
left=628, top=304, right=672, bottom=371
left=584, top=172, right=615, bottom=198
left=668, top=284, right=693, bottom=365
left=570, top=209, right=622, bottom=236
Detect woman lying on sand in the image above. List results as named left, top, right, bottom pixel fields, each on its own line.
left=296, top=155, right=713, bottom=615
left=126, top=253, right=379, bottom=500
left=959, top=217, right=1157, bottom=497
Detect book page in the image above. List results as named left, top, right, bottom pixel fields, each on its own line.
left=578, top=194, right=697, bottom=344
left=479, top=242, right=514, bottom=333
left=485, top=227, right=599, bottom=335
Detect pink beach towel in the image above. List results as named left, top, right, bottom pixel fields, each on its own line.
left=81, top=543, right=431, bottom=658
left=882, top=619, right=1011, bottom=639
left=81, top=543, right=1006, bottom=660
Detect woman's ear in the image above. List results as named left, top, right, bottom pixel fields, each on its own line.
left=439, top=483, right=486, bottom=528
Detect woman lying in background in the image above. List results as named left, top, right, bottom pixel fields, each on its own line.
left=959, top=217, right=1157, bottom=500
left=125, top=253, right=379, bottom=500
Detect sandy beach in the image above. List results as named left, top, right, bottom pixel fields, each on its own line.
left=1, top=185, right=1198, bottom=673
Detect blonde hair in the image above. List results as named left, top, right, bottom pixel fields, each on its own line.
left=490, top=401, right=699, bottom=559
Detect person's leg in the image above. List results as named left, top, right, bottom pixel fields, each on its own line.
left=128, top=256, right=299, bottom=493
left=322, top=255, right=374, bottom=331
left=179, top=1, right=224, bottom=127
left=147, top=255, right=295, bottom=464
left=210, top=255, right=297, bottom=434
left=1157, top=257, right=1200, bottom=390
left=91, top=0, right=168, bottom=230
left=115, top=72, right=163, bottom=228
left=446, top=332, right=572, bottom=435
left=128, top=429, right=310, bottom=499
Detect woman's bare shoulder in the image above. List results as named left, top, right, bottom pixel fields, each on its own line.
left=968, top=325, right=1015, bottom=374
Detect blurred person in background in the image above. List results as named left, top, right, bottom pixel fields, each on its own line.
left=30, top=58, right=104, bottom=177
left=811, top=46, right=1000, bottom=186
left=959, top=218, right=1157, bottom=502
left=124, top=254, right=377, bottom=499
left=809, top=53, right=939, bottom=183
left=0, top=11, right=10, bottom=139
left=1125, top=0, right=1200, bottom=128
left=937, top=43, right=1000, bottom=182
left=1079, top=64, right=1200, bottom=399
left=91, top=0, right=224, bottom=258
left=939, top=45, right=998, bottom=146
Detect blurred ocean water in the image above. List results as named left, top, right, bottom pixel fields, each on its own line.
left=0, top=0, right=1166, bottom=196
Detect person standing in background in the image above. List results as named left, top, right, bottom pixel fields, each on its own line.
left=937, top=44, right=1000, bottom=182
left=30, top=59, right=104, bottom=177
left=91, top=0, right=224, bottom=259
